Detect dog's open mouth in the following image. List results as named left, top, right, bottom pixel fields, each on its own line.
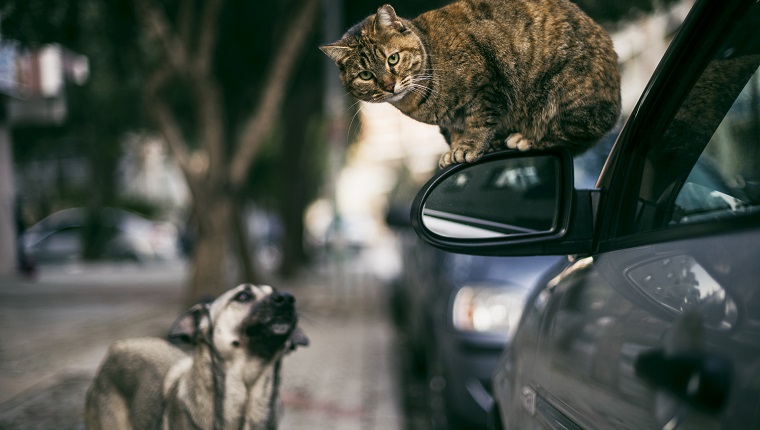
left=269, top=323, right=292, bottom=335
left=242, top=316, right=298, bottom=359
left=244, top=317, right=296, bottom=337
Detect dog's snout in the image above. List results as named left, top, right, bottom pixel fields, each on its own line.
left=271, top=291, right=295, bottom=306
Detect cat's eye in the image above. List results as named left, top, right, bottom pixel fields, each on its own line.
left=358, top=71, right=373, bottom=80
left=388, top=53, right=400, bottom=66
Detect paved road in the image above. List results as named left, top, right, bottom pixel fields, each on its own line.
left=0, top=261, right=406, bottom=430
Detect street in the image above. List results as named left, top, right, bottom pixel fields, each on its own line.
left=0, top=261, right=408, bottom=430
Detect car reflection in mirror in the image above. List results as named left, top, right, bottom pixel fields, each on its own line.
left=421, top=155, right=561, bottom=239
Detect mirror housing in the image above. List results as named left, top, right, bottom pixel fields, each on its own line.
left=411, top=150, right=595, bottom=256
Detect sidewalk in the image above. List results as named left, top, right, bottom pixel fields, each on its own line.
left=276, top=268, right=404, bottom=430
left=0, top=263, right=404, bottom=429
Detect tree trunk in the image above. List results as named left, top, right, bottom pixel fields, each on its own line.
left=83, top=133, right=120, bottom=261
left=231, top=193, right=259, bottom=284
left=185, top=190, right=233, bottom=306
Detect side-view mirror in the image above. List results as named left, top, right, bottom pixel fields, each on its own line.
left=411, top=150, right=595, bottom=256
left=385, top=203, right=413, bottom=229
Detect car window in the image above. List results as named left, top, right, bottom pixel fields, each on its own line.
left=671, top=69, right=760, bottom=225
left=35, top=226, right=84, bottom=260
left=631, top=12, right=760, bottom=234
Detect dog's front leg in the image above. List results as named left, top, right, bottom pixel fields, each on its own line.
left=163, top=357, right=216, bottom=430
left=239, top=360, right=283, bottom=430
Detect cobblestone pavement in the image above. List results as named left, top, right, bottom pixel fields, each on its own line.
left=0, top=262, right=407, bottom=430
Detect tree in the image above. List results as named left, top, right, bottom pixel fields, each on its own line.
left=135, top=0, right=320, bottom=303
left=3, top=0, right=321, bottom=305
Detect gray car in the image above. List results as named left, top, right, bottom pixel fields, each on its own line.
left=387, top=141, right=610, bottom=429
left=22, top=207, right=180, bottom=263
left=410, top=0, right=760, bottom=428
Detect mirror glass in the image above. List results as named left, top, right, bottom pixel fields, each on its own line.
left=422, top=155, right=561, bottom=239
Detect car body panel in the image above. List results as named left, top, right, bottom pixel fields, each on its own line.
left=504, top=227, right=760, bottom=429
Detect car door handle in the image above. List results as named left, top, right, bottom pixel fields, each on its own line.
left=634, top=349, right=732, bottom=413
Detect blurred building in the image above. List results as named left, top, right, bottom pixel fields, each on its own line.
left=118, top=134, right=190, bottom=223
left=613, top=0, right=694, bottom=113
left=0, top=41, right=188, bottom=273
left=3, top=43, right=88, bottom=125
left=0, top=42, right=89, bottom=273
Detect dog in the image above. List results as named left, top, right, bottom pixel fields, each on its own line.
left=85, top=283, right=309, bottom=430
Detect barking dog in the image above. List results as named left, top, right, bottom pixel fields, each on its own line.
left=85, top=284, right=308, bottom=430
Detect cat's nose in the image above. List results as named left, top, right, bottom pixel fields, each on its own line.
left=381, top=78, right=395, bottom=92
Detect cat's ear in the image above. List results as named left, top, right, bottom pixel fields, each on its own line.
left=375, top=4, right=407, bottom=33
left=320, top=42, right=352, bottom=64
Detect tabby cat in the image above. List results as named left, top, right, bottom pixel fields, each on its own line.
left=321, top=0, right=621, bottom=167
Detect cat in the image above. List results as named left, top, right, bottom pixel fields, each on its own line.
left=320, top=1, right=621, bottom=167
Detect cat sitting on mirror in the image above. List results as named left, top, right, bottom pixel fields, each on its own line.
left=321, top=1, right=621, bottom=167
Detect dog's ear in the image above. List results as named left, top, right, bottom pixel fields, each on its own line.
left=286, top=327, right=310, bottom=353
left=168, top=304, right=207, bottom=345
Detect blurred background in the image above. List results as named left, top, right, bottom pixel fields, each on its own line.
left=0, top=0, right=694, bottom=429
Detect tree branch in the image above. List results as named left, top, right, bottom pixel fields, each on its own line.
left=187, top=0, right=226, bottom=184
left=144, top=66, right=195, bottom=181
left=193, top=77, right=226, bottom=184
left=178, top=0, right=195, bottom=51
left=137, top=0, right=225, bottom=187
left=196, top=0, right=224, bottom=75
left=135, top=0, right=190, bottom=71
left=229, top=0, right=320, bottom=187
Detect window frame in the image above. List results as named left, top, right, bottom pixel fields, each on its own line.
left=595, top=0, right=760, bottom=254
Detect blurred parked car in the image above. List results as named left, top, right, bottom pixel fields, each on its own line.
left=386, top=225, right=562, bottom=430
left=22, top=207, right=180, bottom=263
left=411, top=1, right=760, bottom=428
left=386, top=141, right=610, bottom=430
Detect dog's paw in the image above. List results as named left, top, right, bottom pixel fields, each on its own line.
left=505, top=133, right=534, bottom=151
left=439, top=145, right=485, bottom=168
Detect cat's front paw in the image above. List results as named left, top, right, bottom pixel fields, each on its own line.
left=439, top=146, right=485, bottom=168
left=505, top=133, right=534, bottom=151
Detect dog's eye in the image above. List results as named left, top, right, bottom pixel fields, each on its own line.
left=234, top=291, right=253, bottom=303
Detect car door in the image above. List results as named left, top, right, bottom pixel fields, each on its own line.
left=528, top=1, right=760, bottom=428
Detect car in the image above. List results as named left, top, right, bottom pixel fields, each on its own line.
left=22, top=207, right=181, bottom=263
left=388, top=204, right=563, bottom=429
left=409, top=0, right=760, bottom=428
left=386, top=141, right=611, bottom=429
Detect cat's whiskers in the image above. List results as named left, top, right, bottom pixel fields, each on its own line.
left=402, top=73, right=434, bottom=85
left=407, top=86, right=434, bottom=99
left=412, top=73, right=435, bottom=82
left=346, top=102, right=365, bottom=141
left=348, top=99, right=363, bottom=111
left=405, top=75, right=437, bottom=98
